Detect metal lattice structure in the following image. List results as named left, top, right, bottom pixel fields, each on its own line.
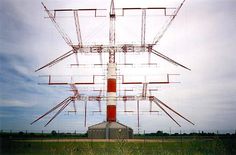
left=31, top=0, right=194, bottom=131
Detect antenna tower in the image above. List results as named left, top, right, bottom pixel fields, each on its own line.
left=31, top=0, right=194, bottom=137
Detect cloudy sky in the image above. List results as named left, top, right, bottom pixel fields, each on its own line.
left=0, top=0, right=236, bottom=133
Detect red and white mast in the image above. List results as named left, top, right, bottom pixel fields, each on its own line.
left=107, top=0, right=116, bottom=122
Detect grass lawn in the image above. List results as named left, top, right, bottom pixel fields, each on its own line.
left=1, top=136, right=236, bottom=155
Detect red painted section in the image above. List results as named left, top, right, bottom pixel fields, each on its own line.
left=107, top=79, right=116, bottom=92
left=107, top=105, right=116, bottom=122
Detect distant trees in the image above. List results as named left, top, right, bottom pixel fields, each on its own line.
left=18, top=131, right=24, bottom=136
left=51, top=130, right=57, bottom=136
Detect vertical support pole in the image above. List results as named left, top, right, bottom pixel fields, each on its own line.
left=124, top=90, right=127, bottom=112
left=73, top=101, right=76, bottom=113
left=98, top=101, right=102, bottom=113
left=98, top=90, right=102, bottom=112
left=142, top=83, right=147, bottom=98
left=109, top=0, right=116, bottom=63
left=84, top=101, right=87, bottom=127
left=123, top=45, right=127, bottom=64
left=99, top=53, right=103, bottom=65
left=149, top=101, right=152, bottom=112
left=49, top=75, right=51, bottom=84
left=149, top=90, right=152, bottom=112
left=124, top=52, right=127, bottom=64
left=107, top=0, right=117, bottom=122
left=124, top=101, right=127, bottom=112
left=148, top=51, right=151, bottom=65
left=148, top=45, right=152, bottom=65
left=107, top=63, right=116, bottom=122
left=141, top=8, right=147, bottom=66
left=141, top=9, right=146, bottom=49
left=137, top=100, right=140, bottom=133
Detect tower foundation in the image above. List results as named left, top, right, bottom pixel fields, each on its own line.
left=87, top=121, right=133, bottom=139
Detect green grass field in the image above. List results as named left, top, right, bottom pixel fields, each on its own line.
left=1, top=136, right=236, bottom=155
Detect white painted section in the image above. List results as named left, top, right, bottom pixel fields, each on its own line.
left=107, top=63, right=116, bottom=79
left=107, top=92, right=116, bottom=97
left=107, top=92, right=116, bottom=105
left=107, top=63, right=116, bottom=106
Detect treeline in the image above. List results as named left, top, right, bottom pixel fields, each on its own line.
left=134, top=130, right=236, bottom=139
left=0, top=130, right=235, bottom=139
left=141, top=130, right=236, bottom=136
left=0, top=130, right=87, bottom=139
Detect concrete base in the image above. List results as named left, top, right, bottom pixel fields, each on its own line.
left=87, top=121, right=133, bottom=139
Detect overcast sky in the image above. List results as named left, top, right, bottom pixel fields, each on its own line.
left=0, top=0, right=236, bottom=134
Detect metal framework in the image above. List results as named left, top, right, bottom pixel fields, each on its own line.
left=32, top=0, right=194, bottom=129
